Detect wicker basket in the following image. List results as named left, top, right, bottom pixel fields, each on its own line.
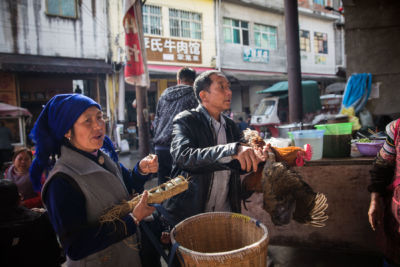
left=170, top=212, right=269, bottom=267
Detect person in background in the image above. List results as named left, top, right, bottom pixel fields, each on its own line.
left=0, top=121, right=13, bottom=170
left=153, top=67, right=198, bottom=185
left=74, top=85, right=83, bottom=94
left=30, top=94, right=158, bottom=267
left=4, top=148, right=42, bottom=209
left=368, top=118, right=400, bottom=266
left=0, top=179, right=63, bottom=266
left=237, top=117, right=249, bottom=132
left=149, top=112, right=155, bottom=138
left=246, top=114, right=254, bottom=130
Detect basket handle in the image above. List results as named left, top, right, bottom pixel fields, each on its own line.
left=169, top=242, right=182, bottom=267
left=140, top=204, right=184, bottom=267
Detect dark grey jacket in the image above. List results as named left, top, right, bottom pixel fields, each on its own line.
left=163, top=105, right=243, bottom=225
left=153, top=84, right=198, bottom=147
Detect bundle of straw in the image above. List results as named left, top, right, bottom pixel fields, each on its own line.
left=100, top=176, right=188, bottom=224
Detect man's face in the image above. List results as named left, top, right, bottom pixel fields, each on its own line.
left=201, top=74, right=232, bottom=114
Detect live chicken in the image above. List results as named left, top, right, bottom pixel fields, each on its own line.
left=241, top=129, right=328, bottom=227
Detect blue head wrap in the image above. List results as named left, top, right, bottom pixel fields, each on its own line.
left=29, top=94, right=117, bottom=192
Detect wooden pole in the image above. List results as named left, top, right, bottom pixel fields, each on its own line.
left=135, top=85, right=150, bottom=158
left=284, top=0, right=303, bottom=123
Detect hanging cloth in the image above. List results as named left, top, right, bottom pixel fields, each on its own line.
left=341, top=73, right=372, bottom=114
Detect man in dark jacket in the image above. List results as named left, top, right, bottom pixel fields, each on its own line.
left=153, top=67, right=198, bottom=185
left=0, top=179, right=64, bottom=266
left=140, top=71, right=267, bottom=267
left=164, top=70, right=267, bottom=225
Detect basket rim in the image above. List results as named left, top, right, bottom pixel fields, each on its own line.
left=170, top=212, right=269, bottom=257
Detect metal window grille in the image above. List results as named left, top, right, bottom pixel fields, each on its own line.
left=143, top=5, right=162, bottom=35
left=300, top=30, right=311, bottom=52
left=223, top=18, right=249, bottom=45
left=314, top=32, right=328, bottom=54
left=254, top=23, right=277, bottom=50
left=169, top=8, right=202, bottom=39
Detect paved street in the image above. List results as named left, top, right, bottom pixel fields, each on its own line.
left=119, top=149, right=382, bottom=267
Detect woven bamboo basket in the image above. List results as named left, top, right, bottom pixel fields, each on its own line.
left=170, top=212, right=269, bottom=267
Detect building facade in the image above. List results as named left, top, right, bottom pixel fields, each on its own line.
left=140, top=0, right=216, bottom=100
left=217, top=0, right=344, bottom=116
left=342, top=0, right=400, bottom=116
left=0, top=0, right=113, bottom=143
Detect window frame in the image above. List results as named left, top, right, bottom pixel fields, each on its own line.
left=143, top=4, right=162, bottom=36
left=223, top=17, right=249, bottom=46
left=253, top=23, right=277, bottom=50
left=299, top=29, right=311, bottom=52
left=314, top=32, right=328, bottom=54
left=313, top=0, right=330, bottom=6
left=46, top=0, right=78, bottom=19
left=169, top=8, right=202, bottom=40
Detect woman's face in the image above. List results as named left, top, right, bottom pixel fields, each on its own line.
left=65, top=106, right=106, bottom=153
left=14, top=151, right=32, bottom=173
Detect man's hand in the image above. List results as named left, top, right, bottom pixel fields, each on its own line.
left=232, top=144, right=266, bottom=172
left=368, top=192, right=384, bottom=231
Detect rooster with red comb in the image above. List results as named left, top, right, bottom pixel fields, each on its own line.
left=241, top=129, right=328, bottom=227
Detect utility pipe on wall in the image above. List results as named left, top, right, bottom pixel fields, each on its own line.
left=118, top=71, right=125, bottom=122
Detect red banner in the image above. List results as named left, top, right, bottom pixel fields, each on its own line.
left=123, top=1, right=149, bottom=87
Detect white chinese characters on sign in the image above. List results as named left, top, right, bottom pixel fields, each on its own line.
left=145, top=36, right=202, bottom=64
left=243, top=47, right=269, bottom=63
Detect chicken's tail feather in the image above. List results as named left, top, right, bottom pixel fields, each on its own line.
left=307, top=193, right=329, bottom=227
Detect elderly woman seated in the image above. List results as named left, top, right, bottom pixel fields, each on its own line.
left=4, top=148, right=42, bottom=209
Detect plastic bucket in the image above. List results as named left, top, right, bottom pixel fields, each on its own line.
left=171, top=212, right=269, bottom=267
left=321, top=134, right=352, bottom=158
left=291, top=130, right=325, bottom=160
left=314, top=123, right=353, bottom=158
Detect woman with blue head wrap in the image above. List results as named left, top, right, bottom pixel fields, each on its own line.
left=30, top=94, right=158, bottom=266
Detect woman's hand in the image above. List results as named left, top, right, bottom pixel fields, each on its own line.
left=368, top=192, right=384, bottom=231
left=138, top=154, right=159, bottom=175
left=132, top=191, right=155, bottom=223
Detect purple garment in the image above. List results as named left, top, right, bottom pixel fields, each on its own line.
left=5, top=165, right=37, bottom=200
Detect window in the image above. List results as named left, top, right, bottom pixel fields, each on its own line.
left=313, top=0, right=330, bottom=6
left=300, top=30, right=311, bottom=52
left=169, top=9, right=202, bottom=39
left=223, top=18, right=249, bottom=45
left=143, top=5, right=162, bottom=35
left=254, top=100, right=276, bottom=116
left=314, top=32, right=328, bottom=54
left=46, top=0, right=77, bottom=18
left=254, top=24, right=277, bottom=50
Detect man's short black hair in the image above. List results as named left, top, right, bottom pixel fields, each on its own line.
left=193, top=70, right=225, bottom=103
left=0, top=179, right=19, bottom=210
left=177, top=67, right=196, bottom=84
